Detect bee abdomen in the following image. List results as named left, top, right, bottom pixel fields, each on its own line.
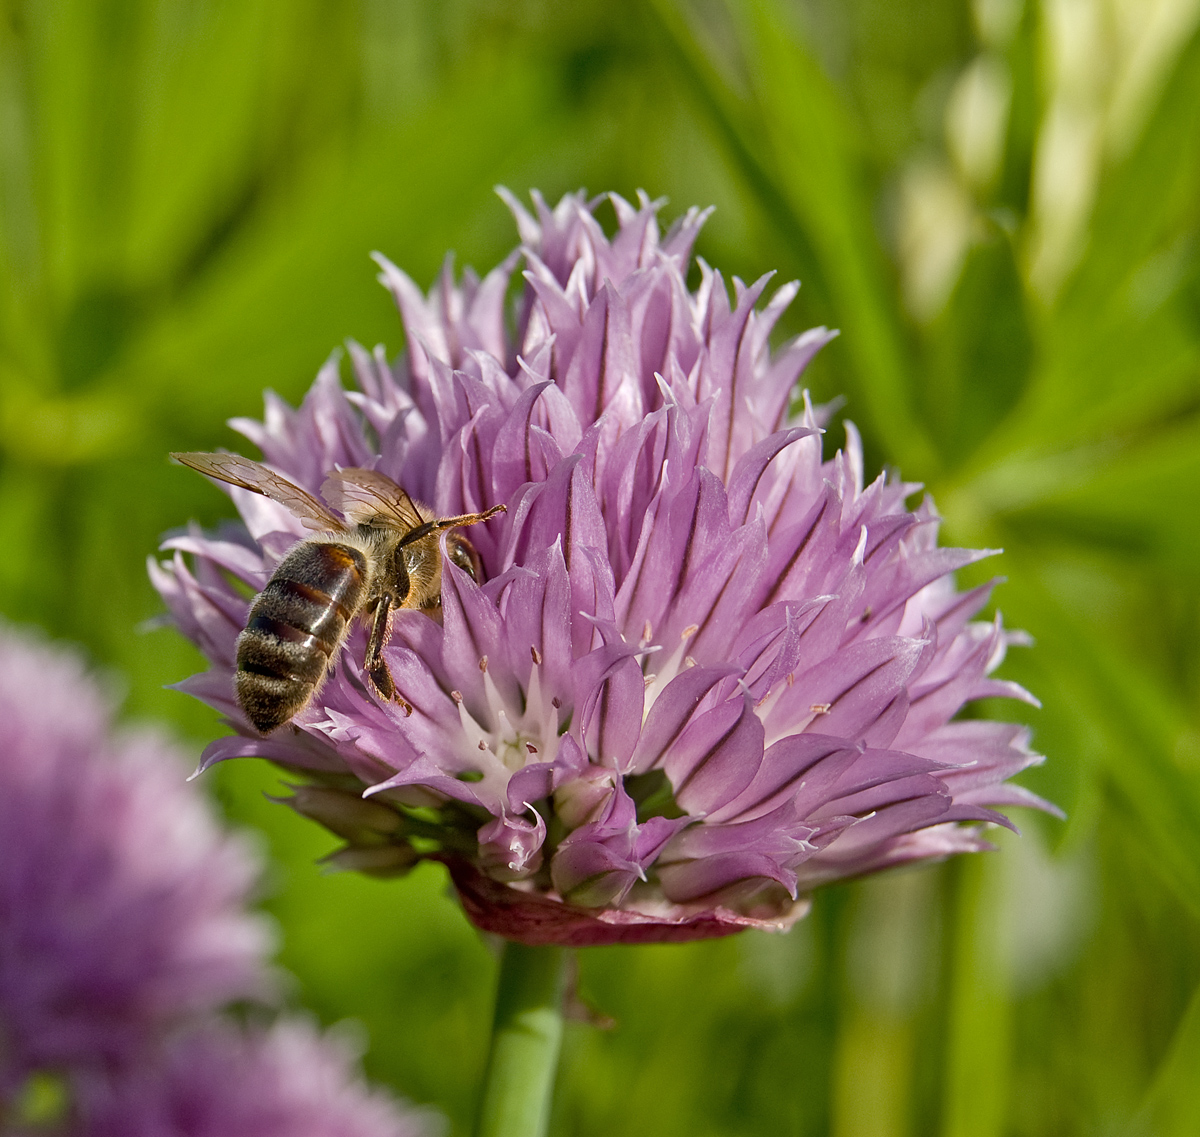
left=235, top=542, right=367, bottom=733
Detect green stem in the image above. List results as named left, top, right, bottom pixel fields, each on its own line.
left=474, top=942, right=567, bottom=1137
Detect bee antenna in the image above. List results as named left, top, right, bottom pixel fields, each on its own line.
left=432, top=503, right=507, bottom=532
left=393, top=504, right=506, bottom=551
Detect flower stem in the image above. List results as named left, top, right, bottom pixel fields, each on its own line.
left=474, top=942, right=566, bottom=1137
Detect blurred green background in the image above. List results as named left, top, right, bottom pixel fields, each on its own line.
left=3, top=0, right=1200, bottom=1133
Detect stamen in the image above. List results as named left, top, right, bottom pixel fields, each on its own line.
left=530, top=645, right=542, bottom=665
left=756, top=682, right=789, bottom=740
left=523, top=660, right=548, bottom=723
left=450, top=690, right=463, bottom=703
left=481, top=667, right=511, bottom=735
left=454, top=697, right=492, bottom=754
left=642, top=620, right=653, bottom=643
left=526, top=743, right=538, bottom=754
left=810, top=703, right=831, bottom=715
left=641, top=638, right=692, bottom=716
left=514, top=665, right=560, bottom=766
left=495, top=707, right=518, bottom=744
left=681, top=624, right=699, bottom=641
left=479, top=655, right=489, bottom=673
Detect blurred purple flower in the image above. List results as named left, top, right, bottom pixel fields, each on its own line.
left=76, top=1017, right=437, bottom=1137
left=0, top=627, right=272, bottom=1100
left=154, top=190, right=1056, bottom=946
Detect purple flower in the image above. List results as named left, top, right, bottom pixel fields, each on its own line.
left=0, top=626, right=272, bottom=1099
left=154, top=190, right=1056, bottom=946
left=76, top=1018, right=437, bottom=1137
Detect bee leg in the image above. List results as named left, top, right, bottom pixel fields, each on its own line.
left=364, top=596, right=397, bottom=700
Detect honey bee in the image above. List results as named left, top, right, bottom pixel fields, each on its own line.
left=173, top=452, right=505, bottom=734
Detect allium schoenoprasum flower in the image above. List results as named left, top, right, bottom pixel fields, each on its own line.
left=153, top=190, right=1057, bottom=946
left=0, top=626, right=272, bottom=1102
left=76, top=1018, right=437, bottom=1137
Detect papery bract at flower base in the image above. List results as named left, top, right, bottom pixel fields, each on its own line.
left=154, top=190, right=1057, bottom=947
left=0, top=627, right=272, bottom=1102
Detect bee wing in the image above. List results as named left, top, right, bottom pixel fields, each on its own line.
left=321, top=467, right=427, bottom=530
left=172, top=451, right=347, bottom=532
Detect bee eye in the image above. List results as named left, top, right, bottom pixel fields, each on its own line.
left=448, top=537, right=480, bottom=582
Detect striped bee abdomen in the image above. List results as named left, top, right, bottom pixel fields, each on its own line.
left=235, top=542, right=367, bottom=733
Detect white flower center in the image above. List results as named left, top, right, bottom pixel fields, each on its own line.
left=453, top=657, right=560, bottom=780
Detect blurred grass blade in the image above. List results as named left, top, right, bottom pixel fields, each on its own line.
left=925, top=231, right=1033, bottom=468
left=971, top=23, right=1200, bottom=468
left=1124, top=980, right=1200, bottom=1137
left=996, top=418, right=1200, bottom=573
left=642, top=0, right=828, bottom=296
left=1006, top=569, right=1200, bottom=920
left=116, top=61, right=565, bottom=433
left=646, top=0, right=937, bottom=475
